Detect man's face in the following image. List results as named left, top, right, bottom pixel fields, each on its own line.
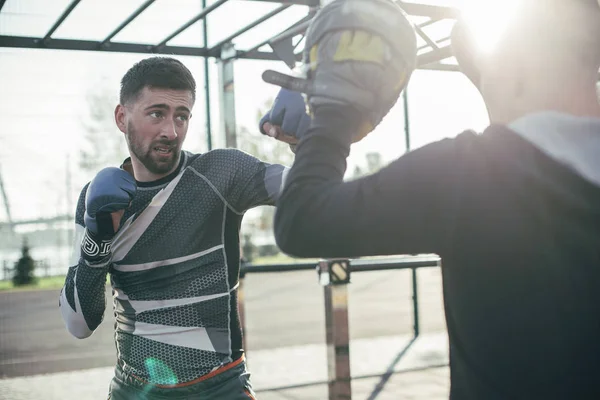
left=117, top=86, right=193, bottom=176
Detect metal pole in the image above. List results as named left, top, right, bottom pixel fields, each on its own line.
left=403, top=88, right=411, bottom=152
left=411, top=267, right=420, bottom=338
left=218, top=43, right=237, bottom=148
left=319, top=259, right=352, bottom=400
left=0, top=163, right=14, bottom=237
left=202, top=0, right=212, bottom=150
left=66, top=154, right=73, bottom=248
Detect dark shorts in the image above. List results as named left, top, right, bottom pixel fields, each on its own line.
left=107, top=356, right=256, bottom=400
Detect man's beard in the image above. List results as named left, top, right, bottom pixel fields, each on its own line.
left=126, top=121, right=180, bottom=176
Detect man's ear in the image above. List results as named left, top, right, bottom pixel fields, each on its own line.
left=451, top=19, right=481, bottom=91
left=115, top=104, right=127, bottom=134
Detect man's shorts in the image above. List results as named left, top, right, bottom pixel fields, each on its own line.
left=107, top=355, right=256, bottom=399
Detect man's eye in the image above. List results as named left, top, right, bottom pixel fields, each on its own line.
left=176, top=115, right=189, bottom=122
left=150, top=111, right=163, bottom=118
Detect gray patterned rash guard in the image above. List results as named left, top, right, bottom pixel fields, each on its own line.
left=59, top=149, right=288, bottom=384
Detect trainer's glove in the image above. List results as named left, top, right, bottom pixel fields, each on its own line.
left=82, top=167, right=136, bottom=262
left=262, top=0, right=417, bottom=143
left=259, top=88, right=311, bottom=148
left=451, top=18, right=481, bottom=91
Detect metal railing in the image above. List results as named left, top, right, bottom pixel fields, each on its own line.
left=239, top=255, right=441, bottom=400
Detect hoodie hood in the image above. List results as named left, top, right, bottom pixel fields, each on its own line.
left=509, top=112, right=600, bottom=189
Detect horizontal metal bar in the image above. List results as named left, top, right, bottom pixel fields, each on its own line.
left=398, top=1, right=459, bottom=19
left=415, top=24, right=438, bottom=51
left=419, top=62, right=460, bottom=72
left=0, top=214, right=70, bottom=229
left=43, top=0, right=81, bottom=42
left=245, top=13, right=313, bottom=54
left=241, top=256, right=440, bottom=274
left=101, top=0, right=156, bottom=46
left=417, top=17, right=442, bottom=29
left=241, top=262, right=316, bottom=274
left=208, top=4, right=291, bottom=55
left=417, top=34, right=450, bottom=52
left=235, top=47, right=461, bottom=74
left=0, top=35, right=208, bottom=56
left=266, top=19, right=311, bottom=45
left=155, top=0, right=229, bottom=49
left=350, top=257, right=440, bottom=272
left=243, top=0, right=318, bottom=6
left=235, top=49, right=303, bottom=62
left=417, top=45, right=453, bottom=66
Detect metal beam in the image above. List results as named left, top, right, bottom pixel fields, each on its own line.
left=0, top=215, right=70, bottom=229
left=42, top=0, right=81, bottom=43
left=0, top=165, right=14, bottom=234
left=245, top=13, right=313, bottom=54
left=266, top=20, right=311, bottom=46
left=414, top=25, right=438, bottom=51
left=236, top=49, right=302, bottom=61
left=218, top=43, right=238, bottom=148
left=397, top=1, right=459, bottom=19
left=417, top=17, right=442, bottom=29
left=154, top=0, right=228, bottom=49
left=0, top=35, right=208, bottom=56
left=419, top=62, right=460, bottom=72
left=417, top=45, right=453, bottom=67
left=418, top=34, right=450, bottom=52
left=100, top=0, right=156, bottom=46
left=202, top=0, right=212, bottom=151
left=208, top=4, right=291, bottom=56
left=243, top=0, right=318, bottom=6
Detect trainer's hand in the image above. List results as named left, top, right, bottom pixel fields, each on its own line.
left=82, top=167, right=136, bottom=262
left=262, top=0, right=417, bottom=143
left=259, top=88, right=311, bottom=151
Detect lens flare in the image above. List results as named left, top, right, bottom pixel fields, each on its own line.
left=144, top=358, right=178, bottom=386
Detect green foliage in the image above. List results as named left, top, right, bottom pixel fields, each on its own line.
left=12, top=238, right=36, bottom=286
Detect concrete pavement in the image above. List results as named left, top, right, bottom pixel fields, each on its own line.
left=0, top=268, right=445, bottom=378
left=0, top=266, right=449, bottom=399
left=0, top=332, right=450, bottom=399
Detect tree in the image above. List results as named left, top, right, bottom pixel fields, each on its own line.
left=79, top=82, right=129, bottom=174
left=13, top=238, right=36, bottom=286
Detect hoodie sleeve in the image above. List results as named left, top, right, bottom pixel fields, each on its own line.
left=274, top=107, right=475, bottom=258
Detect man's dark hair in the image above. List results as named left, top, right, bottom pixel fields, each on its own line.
left=120, top=56, right=196, bottom=105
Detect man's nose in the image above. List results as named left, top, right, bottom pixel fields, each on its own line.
left=160, top=121, right=178, bottom=140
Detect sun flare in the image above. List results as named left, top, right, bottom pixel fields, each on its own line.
left=458, top=0, right=521, bottom=54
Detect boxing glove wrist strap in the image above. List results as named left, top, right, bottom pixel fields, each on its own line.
left=81, top=228, right=113, bottom=263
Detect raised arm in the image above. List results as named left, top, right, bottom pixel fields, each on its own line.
left=59, top=168, right=136, bottom=338
left=217, top=149, right=289, bottom=212
left=59, top=184, right=111, bottom=338
left=274, top=107, right=475, bottom=258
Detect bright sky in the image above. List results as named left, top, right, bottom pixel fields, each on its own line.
left=0, top=0, right=492, bottom=222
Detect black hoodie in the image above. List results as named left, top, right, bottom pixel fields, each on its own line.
left=274, top=108, right=600, bottom=400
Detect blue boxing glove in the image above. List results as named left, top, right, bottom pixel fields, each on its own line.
left=82, top=167, right=136, bottom=262
left=259, top=88, right=311, bottom=147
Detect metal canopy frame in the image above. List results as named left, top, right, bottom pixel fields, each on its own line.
left=0, top=0, right=460, bottom=67
left=0, top=0, right=462, bottom=152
